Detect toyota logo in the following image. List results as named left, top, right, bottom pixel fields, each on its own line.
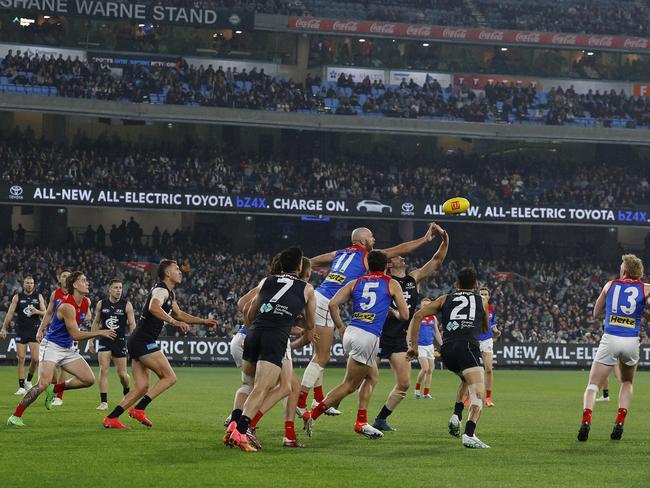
left=9, top=185, right=23, bottom=196
left=401, top=202, right=414, bottom=212
left=229, top=14, right=241, bottom=25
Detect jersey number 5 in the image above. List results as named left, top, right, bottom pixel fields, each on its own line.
left=360, top=282, right=380, bottom=311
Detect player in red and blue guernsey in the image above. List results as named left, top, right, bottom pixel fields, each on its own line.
left=578, top=254, right=650, bottom=442
left=297, top=225, right=436, bottom=416
left=8, top=271, right=115, bottom=427
left=478, top=287, right=500, bottom=407
left=414, top=300, right=443, bottom=399
left=303, top=250, right=410, bottom=439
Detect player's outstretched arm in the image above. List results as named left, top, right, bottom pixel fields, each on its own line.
left=0, top=294, right=18, bottom=339
left=410, top=226, right=449, bottom=284
left=171, top=299, right=217, bottom=328
left=593, top=281, right=612, bottom=320
left=37, top=290, right=57, bottom=340
left=309, top=250, right=338, bottom=267
left=148, top=288, right=189, bottom=332
left=328, top=281, right=355, bottom=336
left=237, top=286, right=258, bottom=312
left=380, top=223, right=435, bottom=259
left=407, top=296, right=446, bottom=359
left=61, top=303, right=116, bottom=341
left=89, top=300, right=102, bottom=354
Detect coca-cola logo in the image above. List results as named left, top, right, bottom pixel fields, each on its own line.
left=514, top=32, right=541, bottom=43
left=478, top=30, right=505, bottom=41
left=294, top=17, right=322, bottom=30
left=332, top=20, right=359, bottom=32
left=442, top=28, right=468, bottom=39
left=623, top=38, right=648, bottom=49
left=406, top=25, right=432, bottom=37
left=551, top=34, right=577, bottom=45
left=369, top=23, right=396, bottom=34
left=587, top=36, right=614, bottom=47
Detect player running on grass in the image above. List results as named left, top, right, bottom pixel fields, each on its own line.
left=303, top=250, right=409, bottom=440
left=89, top=279, right=137, bottom=411
left=7, top=271, right=115, bottom=427
left=103, top=259, right=217, bottom=429
left=297, top=225, right=436, bottom=417
left=577, top=254, right=650, bottom=442
left=226, top=247, right=316, bottom=452
left=409, top=267, right=491, bottom=448
left=0, top=275, right=46, bottom=395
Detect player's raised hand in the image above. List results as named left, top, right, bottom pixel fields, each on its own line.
left=0, top=328, right=7, bottom=339
left=99, top=329, right=117, bottom=340
left=203, top=318, right=218, bottom=328
left=423, top=223, right=435, bottom=242
left=36, top=328, right=44, bottom=342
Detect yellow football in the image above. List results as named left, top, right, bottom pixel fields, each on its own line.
left=442, top=197, right=471, bottom=215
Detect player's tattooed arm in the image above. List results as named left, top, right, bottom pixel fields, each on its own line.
left=328, top=281, right=355, bottom=337
left=0, top=294, right=18, bottom=338
left=593, top=281, right=612, bottom=320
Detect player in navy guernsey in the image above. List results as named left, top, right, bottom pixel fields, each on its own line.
left=225, top=247, right=316, bottom=452
left=303, top=250, right=409, bottom=440
left=8, top=271, right=116, bottom=427
left=297, top=224, right=436, bottom=417
left=1, top=275, right=46, bottom=395
left=89, top=279, right=137, bottom=411
left=409, top=267, right=491, bottom=449
left=478, top=286, right=501, bottom=407
left=577, top=254, right=650, bottom=442
left=373, top=224, right=448, bottom=431
left=103, top=259, right=217, bottom=430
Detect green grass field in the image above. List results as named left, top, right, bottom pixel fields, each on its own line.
left=0, top=366, right=647, bottom=487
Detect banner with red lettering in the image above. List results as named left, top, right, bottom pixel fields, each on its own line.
left=288, top=17, right=650, bottom=53
left=633, top=84, right=650, bottom=97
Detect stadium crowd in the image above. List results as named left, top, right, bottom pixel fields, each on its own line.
left=1, top=130, right=649, bottom=209
left=0, top=234, right=648, bottom=345
left=3, top=52, right=650, bottom=128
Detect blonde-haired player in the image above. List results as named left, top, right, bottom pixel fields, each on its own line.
left=578, top=254, right=650, bottom=442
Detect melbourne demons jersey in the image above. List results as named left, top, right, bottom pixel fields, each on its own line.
left=418, top=315, right=437, bottom=346
left=316, top=245, right=368, bottom=300
left=53, top=287, right=67, bottom=307
left=440, top=290, right=486, bottom=345
left=99, top=298, right=129, bottom=340
left=479, top=304, right=496, bottom=341
left=15, top=292, right=41, bottom=329
left=45, top=294, right=90, bottom=348
left=604, top=279, right=646, bottom=338
left=350, top=272, right=393, bottom=337
left=253, top=274, right=308, bottom=330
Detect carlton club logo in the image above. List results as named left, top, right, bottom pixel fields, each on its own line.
left=9, top=185, right=24, bottom=200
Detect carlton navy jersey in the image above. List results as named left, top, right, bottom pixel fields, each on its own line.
left=440, top=290, right=486, bottom=345
left=316, top=245, right=368, bottom=300
left=350, top=272, right=393, bottom=337
left=604, top=279, right=646, bottom=338
left=15, top=292, right=40, bottom=329
left=382, top=274, right=418, bottom=339
left=133, top=282, right=175, bottom=342
left=99, top=298, right=129, bottom=340
left=253, top=274, right=308, bottom=330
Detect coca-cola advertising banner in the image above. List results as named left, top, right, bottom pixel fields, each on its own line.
left=1, top=335, right=650, bottom=369
left=2, top=183, right=650, bottom=227
left=288, top=17, right=650, bottom=53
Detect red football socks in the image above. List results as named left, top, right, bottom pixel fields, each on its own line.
left=314, top=385, right=324, bottom=403
left=582, top=408, right=593, bottom=425
left=284, top=421, right=297, bottom=440
left=415, top=383, right=421, bottom=391
left=616, top=408, right=628, bottom=425
left=356, top=409, right=367, bottom=424
left=486, top=389, right=492, bottom=398
left=53, top=382, right=66, bottom=394
left=250, top=410, right=264, bottom=429
left=423, top=388, right=430, bottom=395
left=297, top=390, right=308, bottom=409
left=13, top=404, right=26, bottom=417
left=311, top=402, right=328, bottom=421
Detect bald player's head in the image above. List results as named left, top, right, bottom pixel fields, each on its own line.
left=351, top=227, right=375, bottom=251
